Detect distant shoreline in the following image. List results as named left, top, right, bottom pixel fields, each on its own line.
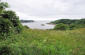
left=20, top=20, right=34, bottom=23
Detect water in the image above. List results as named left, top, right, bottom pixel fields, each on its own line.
left=22, top=20, right=55, bottom=30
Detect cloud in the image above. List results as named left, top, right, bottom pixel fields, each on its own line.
left=3, top=0, right=85, bottom=20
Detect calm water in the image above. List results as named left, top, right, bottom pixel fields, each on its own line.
left=22, top=21, right=55, bottom=29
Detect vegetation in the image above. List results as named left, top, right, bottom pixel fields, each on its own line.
left=54, top=23, right=69, bottom=30
left=52, top=19, right=85, bottom=30
left=0, top=1, right=85, bottom=55
left=0, top=28, right=85, bottom=55
left=0, top=2, right=9, bottom=13
left=0, top=1, right=22, bottom=37
left=51, top=19, right=85, bottom=24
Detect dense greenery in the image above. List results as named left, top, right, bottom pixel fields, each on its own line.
left=54, top=23, right=69, bottom=30
left=0, top=1, right=22, bottom=38
left=0, top=28, right=85, bottom=55
left=52, top=19, right=85, bottom=30
left=0, top=18, right=14, bottom=38
left=51, top=19, right=85, bottom=24
left=2, top=10, right=23, bottom=33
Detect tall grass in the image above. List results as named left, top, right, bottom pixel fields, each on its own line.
left=0, top=28, right=85, bottom=55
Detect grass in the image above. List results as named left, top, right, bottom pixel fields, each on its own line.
left=0, top=28, right=85, bottom=55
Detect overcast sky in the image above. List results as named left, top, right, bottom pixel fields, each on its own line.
left=2, top=0, right=85, bottom=20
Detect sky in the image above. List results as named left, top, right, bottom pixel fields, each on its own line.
left=2, top=0, right=85, bottom=20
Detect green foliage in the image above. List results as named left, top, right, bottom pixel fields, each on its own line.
left=2, top=10, right=23, bottom=33
left=52, top=19, right=72, bottom=24
left=54, top=23, right=69, bottom=30
left=2, top=10, right=17, bottom=19
left=69, top=24, right=85, bottom=30
left=0, top=2, right=9, bottom=9
left=0, top=2, right=9, bottom=13
left=0, top=46, right=11, bottom=55
left=52, top=19, right=85, bottom=25
left=0, top=18, right=14, bottom=39
left=0, top=18, right=13, bottom=34
left=52, top=19, right=85, bottom=30
left=0, top=1, right=22, bottom=39
left=69, top=24, right=78, bottom=30
left=0, top=10, right=23, bottom=34
left=24, top=25, right=30, bottom=29
left=0, top=28, right=85, bottom=55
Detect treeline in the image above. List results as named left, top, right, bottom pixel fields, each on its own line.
left=51, top=19, right=85, bottom=30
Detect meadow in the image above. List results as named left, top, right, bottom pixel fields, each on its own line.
left=0, top=28, right=85, bottom=55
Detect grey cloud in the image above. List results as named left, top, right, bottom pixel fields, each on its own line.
left=3, top=0, right=85, bottom=20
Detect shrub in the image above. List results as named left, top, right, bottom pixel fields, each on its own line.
left=69, top=24, right=85, bottom=30
left=54, top=23, right=69, bottom=30
left=24, top=25, right=30, bottom=29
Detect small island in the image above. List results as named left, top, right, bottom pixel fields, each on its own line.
left=41, top=24, right=45, bottom=26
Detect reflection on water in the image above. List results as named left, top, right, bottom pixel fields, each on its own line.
left=22, top=20, right=55, bottom=29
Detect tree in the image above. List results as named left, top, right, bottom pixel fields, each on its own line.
left=1, top=10, right=23, bottom=33
left=0, top=1, right=22, bottom=38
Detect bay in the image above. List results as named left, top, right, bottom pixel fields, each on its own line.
left=22, top=20, right=55, bottom=30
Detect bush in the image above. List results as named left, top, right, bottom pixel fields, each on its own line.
left=69, top=24, right=85, bottom=30
left=24, top=25, right=30, bottom=29
left=54, top=23, right=69, bottom=30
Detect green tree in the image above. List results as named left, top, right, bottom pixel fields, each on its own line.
left=2, top=10, right=23, bottom=33
left=0, top=1, right=22, bottom=39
